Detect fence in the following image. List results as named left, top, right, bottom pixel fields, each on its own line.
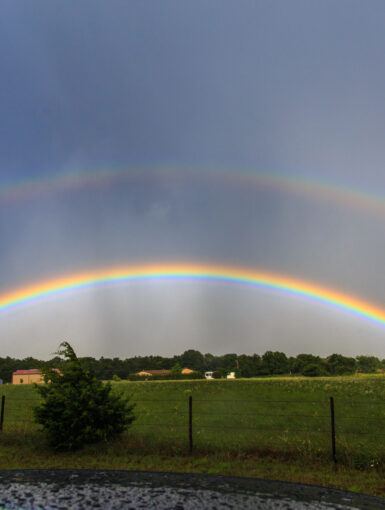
left=2, top=393, right=385, bottom=464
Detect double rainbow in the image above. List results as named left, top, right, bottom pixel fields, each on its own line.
left=1, top=263, right=385, bottom=328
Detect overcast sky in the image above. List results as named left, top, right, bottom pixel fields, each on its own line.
left=1, top=0, right=385, bottom=359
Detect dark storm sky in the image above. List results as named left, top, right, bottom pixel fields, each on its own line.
left=1, top=0, right=385, bottom=359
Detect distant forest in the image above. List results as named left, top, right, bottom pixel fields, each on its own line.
left=0, top=350, right=384, bottom=383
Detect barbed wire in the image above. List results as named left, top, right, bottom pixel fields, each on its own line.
left=191, top=411, right=330, bottom=418
left=4, top=395, right=385, bottom=406
left=191, top=424, right=330, bottom=433
left=3, top=419, right=383, bottom=438
left=193, top=399, right=326, bottom=404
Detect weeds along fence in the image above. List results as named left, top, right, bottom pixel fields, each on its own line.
left=1, top=394, right=384, bottom=464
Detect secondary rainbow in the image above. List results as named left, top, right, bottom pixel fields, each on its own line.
left=1, top=167, right=385, bottom=218
left=1, top=263, right=385, bottom=328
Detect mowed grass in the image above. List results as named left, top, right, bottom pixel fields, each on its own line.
left=1, top=376, right=385, bottom=496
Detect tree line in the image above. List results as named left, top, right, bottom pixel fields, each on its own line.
left=0, top=350, right=384, bottom=382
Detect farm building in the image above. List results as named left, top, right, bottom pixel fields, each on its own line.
left=181, top=368, right=195, bottom=374
left=136, top=368, right=195, bottom=377
left=12, top=369, right=60, bottom=384
left=137, top=369, right=171, bottom=377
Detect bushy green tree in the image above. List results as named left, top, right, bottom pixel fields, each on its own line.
left=237, top=354, right=255, bottom=377
left=262, top=351, right=289, bottom=375
left=327, top=353, right=356, bottom=375
left=34, top=342, right=135, bottom=451
left=180, top=349, right=205, bottom=372
left=302, top=363, right=327, bottom=377
left=171, top=362, right=182, bottom=377
left=291, top=354, right=321, bottom=374
left=356, top=355, right=380, bottom=373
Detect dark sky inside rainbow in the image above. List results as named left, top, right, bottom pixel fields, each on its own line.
left=1, top=0, right=385, bottom=359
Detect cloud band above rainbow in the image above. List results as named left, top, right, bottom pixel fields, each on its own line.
left=1, top=167, right=385, bottom=218
left=1, top=263, right=385, bottom=329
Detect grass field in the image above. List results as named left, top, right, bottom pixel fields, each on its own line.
left=1, top=376, right=385, bottom=497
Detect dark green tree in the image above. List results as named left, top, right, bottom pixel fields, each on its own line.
left=291, top=354, right=324, bottom=375
left=222, top=353, right=238, bottom=371
left=237, top=354, right=255, bottom=377
left=204, top=353, right=215, bottom=371
left=302, top=363, right=327, bottom=377
left=327, top=354, right=356, bottom=375
left=34, top=342, right=135, bottom=451
left=180, top=350, right=205, bottom=371
left=262, top=351, right=289, bottom=375
left=171, top=362, right=182, bottom=377
left=356, top=356, right=380, bottom=373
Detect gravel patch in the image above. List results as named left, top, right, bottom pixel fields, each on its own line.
left=0, top=470, right=383, bottom=509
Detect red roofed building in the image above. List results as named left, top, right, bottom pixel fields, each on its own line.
left=12, top=368, right=60, bottom=385
left=136, top=369, right=171, bottom=377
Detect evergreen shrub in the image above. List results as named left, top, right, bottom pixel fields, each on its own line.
left=34, top=342, right=135, bottom=450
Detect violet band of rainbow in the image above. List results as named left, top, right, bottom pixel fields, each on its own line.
left=0, top=263, right=385, bottom=328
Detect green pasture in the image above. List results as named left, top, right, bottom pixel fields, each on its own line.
left=1, top=375, right=385, bottom=468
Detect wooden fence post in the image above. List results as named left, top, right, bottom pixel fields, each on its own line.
left=189, top=396, right=193, bottom=454
left=0, top=396, right=5, bottom=432
left=330, top=396, right=336, bottom=463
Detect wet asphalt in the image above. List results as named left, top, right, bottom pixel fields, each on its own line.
left=0, top=470, right=383, bottom=509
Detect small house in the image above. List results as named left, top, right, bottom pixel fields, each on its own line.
left=12, top=369, right=60, bottom=384
left=136, top=369, right=171, bottom=377
left=181, top=368, right=195, bottom=375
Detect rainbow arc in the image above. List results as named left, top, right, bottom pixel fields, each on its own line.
left=0, top=263, right=385, bottom=328
left=1, top=168, right=385, bottom=217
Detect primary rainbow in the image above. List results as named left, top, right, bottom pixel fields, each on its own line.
left=1, top=263, right=385, bottom=328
